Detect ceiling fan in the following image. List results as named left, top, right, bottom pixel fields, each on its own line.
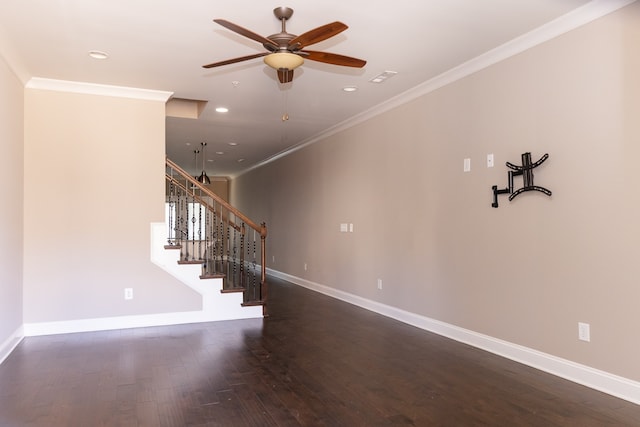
left=203, top=7, right=366, bottom=84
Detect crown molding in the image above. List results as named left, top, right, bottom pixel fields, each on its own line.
left=237, top=0, right=637, bottom=178
left=352, top=0, right=637, bottom=124
left=25, top=77, right=173, bottom=102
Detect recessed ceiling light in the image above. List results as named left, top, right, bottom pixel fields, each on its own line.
left=342, top=86, right=358, bottom=92
left=237, top=158, right=245, bottom=163
left=228, top=142, right=238, bottom=146
left=88, top=50, right=109, bottom=60
left=216, top=151, right=225, bottom=155
left=215, top=107, right=229, bottom=113
left=369, top=71, right=397, bottom=83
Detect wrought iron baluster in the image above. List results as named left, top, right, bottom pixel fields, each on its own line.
left=211, top=201, right=218, bottom=274
left=239, top=222, right=246, bottom=290
left=252, top=228, right=258, bottom=302
left=219, top=207, right=225, bottom=275
left=197, top=196, right=203, bottom=261
left=190, top=192, right=197, bottom=261
left=205, top=202, right=211, bottom=275
left=179, top=191, right=188, bottom=261
left=167, top=179, right=175, bottom=245
left=226, top=210, right=231, bottom=281
left=232, top=217, right=238, bottom=288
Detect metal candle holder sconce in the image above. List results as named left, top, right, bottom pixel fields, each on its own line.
left=491, top=152, right=552, bottom=208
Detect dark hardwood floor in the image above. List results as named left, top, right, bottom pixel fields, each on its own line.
left=2, top=276, right=640, bottom=426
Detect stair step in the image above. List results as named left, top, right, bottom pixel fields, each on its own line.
left=221, top=288, right=245, bottom=294
left=241, top=300, right=265, bottom=307
left=200, top=273, right=225, bottom=279
left=167, top=247, right=264, bottom=310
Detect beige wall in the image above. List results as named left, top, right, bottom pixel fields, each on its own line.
left=0, top=52, right=24, bottom=343
left=232, top=4, right=640, bottom=381
left=209, top=178, right=229, bottom=202
left=23, top=88, right=200, bottom=322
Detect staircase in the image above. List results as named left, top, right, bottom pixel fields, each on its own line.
left=152, top=158, right=268, bottom=319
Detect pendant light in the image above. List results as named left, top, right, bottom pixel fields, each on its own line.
left=197, top=142, right=211, bottom=184
left=191, top=149, right=200, bottom=189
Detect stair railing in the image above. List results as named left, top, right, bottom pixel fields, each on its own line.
left=165, top=157, right=268, bottom=315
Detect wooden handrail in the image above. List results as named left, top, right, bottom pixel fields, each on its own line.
left=166, top=157, right=267, bottom=238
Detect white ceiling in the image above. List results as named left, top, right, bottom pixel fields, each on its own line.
left=0, top=0, right=603, bottom=177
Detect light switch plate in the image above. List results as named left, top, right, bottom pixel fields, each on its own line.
left=487, top=154, right=494, bottom=168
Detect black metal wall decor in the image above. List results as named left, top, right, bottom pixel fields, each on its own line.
left=491, top=152, right=552, bottom=208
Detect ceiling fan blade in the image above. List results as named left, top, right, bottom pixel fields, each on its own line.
left=301, top=50, right=366, bottom=68
left=277, top=69, right=294, bottom=84
left=202, top=52, right=269, bottom=69
left=213, top=19, right=278, bottom=50
left=289, top=21, right=348, bottom=49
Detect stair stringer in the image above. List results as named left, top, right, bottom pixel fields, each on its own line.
left=150, top=222, right=263, bottom=321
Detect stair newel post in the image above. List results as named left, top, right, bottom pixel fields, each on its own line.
left=249, top=227, right=256, bottom=301
left=260, top=222, right=268, bottom=316
left=208, top=204, right=215, bottom=276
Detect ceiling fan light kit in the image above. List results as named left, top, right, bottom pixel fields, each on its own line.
left=203, top=6, right=366, bottom=84
left=263, top=52, right=304, bottom=71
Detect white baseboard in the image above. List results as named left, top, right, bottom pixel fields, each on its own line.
left=0, top=325, right=24, bottom=365
left=16, top=223, right=264, bottom=339
left=22, top=307, right=264, bottom=337
left=268, top=268, right=640, bottom=406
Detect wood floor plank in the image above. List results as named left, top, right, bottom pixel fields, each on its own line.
left=1, top=275, right=640, bottom=426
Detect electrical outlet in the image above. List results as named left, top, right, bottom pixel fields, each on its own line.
left=124, top=288, right=133, bottom=300
left=272, top=255, right=275, bottom=263
left=304, top=263, right=308, bottom=271
left=377, top=279, right=383, bottom=290
left=463, top=158, right=471, bottom=172
left=578, top=322, right=590, bottom=342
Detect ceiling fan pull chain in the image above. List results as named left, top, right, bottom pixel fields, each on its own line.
left=282, top=90, right=289, bottom=121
